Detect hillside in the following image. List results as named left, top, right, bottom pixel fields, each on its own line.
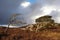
left=0, top=15, right=60, bottom=40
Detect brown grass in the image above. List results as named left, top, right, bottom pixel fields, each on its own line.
left=0, top=26, right=60, bottom=40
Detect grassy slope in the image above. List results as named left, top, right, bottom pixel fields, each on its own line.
left=0, top=26, right=60, bottom=40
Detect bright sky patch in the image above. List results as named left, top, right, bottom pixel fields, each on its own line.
left=21, top=2, right=31, bottom=8
left=41, top=6, right=56, bottom=15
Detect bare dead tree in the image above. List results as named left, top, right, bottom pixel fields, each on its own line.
left=4, top=13, right=26, bottom=33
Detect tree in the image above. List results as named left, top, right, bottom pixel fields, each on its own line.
left=4, top=14, right=26, bottom=33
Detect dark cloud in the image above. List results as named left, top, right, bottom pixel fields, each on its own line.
left=0, top=0, right=25, bottom=24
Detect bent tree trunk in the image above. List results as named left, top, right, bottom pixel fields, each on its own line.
left=4, top=23, right=10, bottom=33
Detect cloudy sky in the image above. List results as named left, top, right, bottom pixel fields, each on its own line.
left=0, top=0, right=60, bottom=26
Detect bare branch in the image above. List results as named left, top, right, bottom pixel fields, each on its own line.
left=4, top=13, right=26, bottom=33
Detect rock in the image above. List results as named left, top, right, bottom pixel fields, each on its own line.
left=35, top=15, right=54, bottom=23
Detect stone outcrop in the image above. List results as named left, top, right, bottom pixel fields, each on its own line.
left=21, top=15, right=60, bottom=32
left=35, top=15, right=54, bottom=23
